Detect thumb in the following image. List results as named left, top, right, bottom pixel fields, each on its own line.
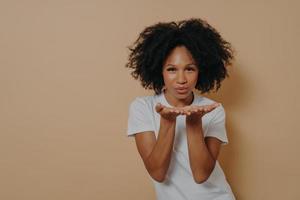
left=155, top=103, right=164, bottom=113
left=213, top=102, right=220, bottom=107
left=210, top=103, right=220, bottom=110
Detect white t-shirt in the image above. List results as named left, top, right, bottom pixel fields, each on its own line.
left=127, top=92, right=236, bottom=200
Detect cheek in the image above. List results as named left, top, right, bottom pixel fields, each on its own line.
left=190, top=74, right=199, bottom=84
left=163, top=73, right=176, bottom=83
left=194, top=74, right=199, bottom=81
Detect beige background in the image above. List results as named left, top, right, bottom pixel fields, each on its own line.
left=1, top=0, right=299, bottom=199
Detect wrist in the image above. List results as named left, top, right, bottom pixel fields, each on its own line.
left=160, top=116, right=176, bottom=125
left=186, top=117, right=202, bottom=126
left=186, top=120, right=204, bottom=137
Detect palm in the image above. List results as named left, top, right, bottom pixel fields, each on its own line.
left=155, top=102, right=219, bottom=122
left=184, top=103, right=220, bottom=123
left=155, top=103, right=183, bottom=121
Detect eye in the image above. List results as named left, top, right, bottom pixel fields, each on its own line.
left=186, top=67, right=196, bottom=71
left=166, top=67, right=176, bottom=71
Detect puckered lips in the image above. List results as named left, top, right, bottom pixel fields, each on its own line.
left=175, top=86, right=189, bottom=94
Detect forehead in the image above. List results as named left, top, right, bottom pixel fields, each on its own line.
left=163, top=46, right=196, bottom=65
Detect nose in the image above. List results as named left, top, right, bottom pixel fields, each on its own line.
left=176, top=71, right=187, bottom=84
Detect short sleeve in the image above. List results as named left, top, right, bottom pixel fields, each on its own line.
left=205, top=104, right=229, bottom=145
left=127, top=97, right=155, bottom=137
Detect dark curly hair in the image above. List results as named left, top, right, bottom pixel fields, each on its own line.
left=125, top=18, right=235, bottom=95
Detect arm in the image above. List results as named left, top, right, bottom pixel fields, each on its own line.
left=134, top=103, right=182, bottom=182
left=135, top=117, right=175, bottom=182
left=183, top=103, right=223, bottom=184
left=186, top=120, right=222, bottom=184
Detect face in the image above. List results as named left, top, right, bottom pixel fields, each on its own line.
left=162, top=46, right=199, bottom=106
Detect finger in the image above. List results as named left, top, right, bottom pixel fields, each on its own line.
left=177, top=109, right=184, bottom=115
left=191, top=106, right=201, bottom=115
left=209, top=103, right=220, bottom=110
left=182, top=108, right=191, bottom=115
left=203, top=106, right=213, bottom=113
left=198, top=108, right=205, bottom=115
left=205, top=103, right=220, bottom=112
left=155, top=103, right=164, bottom=113
left=186, top=109, right=193, bottom=115
left=178, top=108, right=185, bottom=115
left=191, top=108, right=197, bottom=114
left=169, top=108, right=177, bottom=114
left=196, top=106, right=210, bottom=115
left=193, top=108, right=201, bottom=114
left=178, top=108, right=186, bottom=115
left=212, top=103, right=220, bottom=108
left=196, top=107, right=204, bottom=113
left=182, top=107, right=192, bottom=115
left=180, top=107, right=188, bottom=115
left=173, top=109, right=180, bottom=114
left=170, top=109, right=181, bottom=116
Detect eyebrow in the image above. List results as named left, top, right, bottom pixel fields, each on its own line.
left=165, top=63, right=196, bottom=66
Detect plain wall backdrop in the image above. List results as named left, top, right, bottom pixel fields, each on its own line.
left=1, top=0, right=299, bottom=199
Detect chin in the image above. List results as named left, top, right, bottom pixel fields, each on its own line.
left=175, top=92, right=191, bottom=99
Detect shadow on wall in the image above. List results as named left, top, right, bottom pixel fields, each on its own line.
left=198, top=61, right=252, bottom=199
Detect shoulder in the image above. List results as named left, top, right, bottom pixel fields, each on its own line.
left=194, top=94, right=217, bottom=105
left=129, top=95, right=157, bottom=111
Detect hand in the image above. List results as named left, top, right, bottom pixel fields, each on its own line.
left=184, top=103, right=220, bottom=124
left=155, top=103, right=184, bottom=121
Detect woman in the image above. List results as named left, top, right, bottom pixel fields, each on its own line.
left=125, top=18, right=236, bottom=200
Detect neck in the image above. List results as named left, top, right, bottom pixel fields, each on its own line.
left=163, top=90, right=194, bottom=107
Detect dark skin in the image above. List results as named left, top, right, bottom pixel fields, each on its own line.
left=134, top=46, right=223, bottom=183
left=155, top=102, right=220, bottom=122
left=155, top=102, right=221, bottom=183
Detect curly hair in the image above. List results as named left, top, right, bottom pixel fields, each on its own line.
left=125, top=18, right=235, bottom=95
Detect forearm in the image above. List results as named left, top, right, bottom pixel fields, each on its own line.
left=146, top=117, right=176, bottom=182
left=186, top=122, right=215, bottom=183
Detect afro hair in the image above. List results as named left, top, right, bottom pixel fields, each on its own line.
left=125, top=18, right=235, bottom=95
